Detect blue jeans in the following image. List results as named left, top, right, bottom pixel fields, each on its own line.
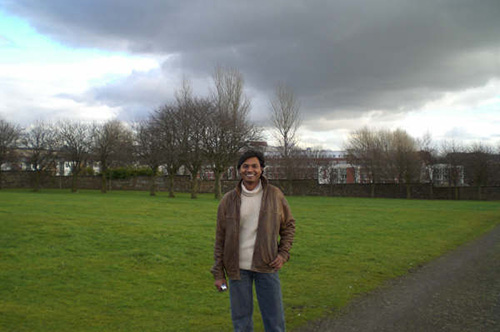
left=229, top=270, right=285, bottom=332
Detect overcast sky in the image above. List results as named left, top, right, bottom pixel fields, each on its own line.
left=1, top=0, right=499, bottom=150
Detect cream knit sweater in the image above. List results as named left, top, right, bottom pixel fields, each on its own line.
left=239, top=180, right=263, bottom=270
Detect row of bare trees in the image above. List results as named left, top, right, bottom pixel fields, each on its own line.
left=345, top=128, right=421, bottom=197
left=0, top=67, right=265, bottom=198
left=135, top=68, right=259, bottom=199
left=2, top=118, right=499, bottom=196
left=344, top=127, right=500, bottom=198
left=3, top=119, right=134, bottom=193
left=3, top=71, right=499, bottom=198
left=0, top=119, right=21, bottom=189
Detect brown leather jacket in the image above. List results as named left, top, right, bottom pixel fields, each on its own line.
left=211, top=176, right=295, bottom=280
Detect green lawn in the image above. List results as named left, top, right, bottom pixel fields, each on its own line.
left=1, top=189, right=499, bottom=331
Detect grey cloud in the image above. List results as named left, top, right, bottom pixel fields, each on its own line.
left=4, top=0, right=500, bottom=130
left=444, top=127, right=473, bottom=140
left=58, top=68, right=177, bottom=121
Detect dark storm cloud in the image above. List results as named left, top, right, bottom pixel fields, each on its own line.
left=5, top=0, right=500, bottom=129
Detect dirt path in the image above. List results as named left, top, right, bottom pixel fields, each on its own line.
left=294, top=225, right=500, bottom=332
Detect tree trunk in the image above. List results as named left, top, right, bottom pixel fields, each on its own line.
left=149, top=174, right=156, bottom=196
left=191, top=177, right=198, bottom=199
left=214, top=170, right=223, bottom=199
left=477, top=185, right=482, bottom=200
left=108, top=171, right=112, bottom=191
left=370, top=183, right=376, bottom=198
left=100, top=163, right=108, bottom=193
left=0, top=171, right=3, bottom=189
left=406, top=183, right=411, bottom=199
left=101, top=173, right=107, bottom=193
left=34, top=171, right=41, bottom=192
left=71, top=172, right=78, bottom=193
left=168, top=173, right=175, bottom=198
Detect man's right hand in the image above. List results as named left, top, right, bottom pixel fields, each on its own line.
left=214, top=279, right=227, bottom=292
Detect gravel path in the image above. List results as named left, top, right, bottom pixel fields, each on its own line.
left=294, top=225, right=500, bottom=332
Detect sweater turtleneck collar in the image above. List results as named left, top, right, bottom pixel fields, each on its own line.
left=241, top=179, right=262, bottom=197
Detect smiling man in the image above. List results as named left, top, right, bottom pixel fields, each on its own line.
left=211, top=150, right=296, bottom=332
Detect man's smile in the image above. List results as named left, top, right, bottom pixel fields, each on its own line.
left=239, top=157, right=263, bottom=190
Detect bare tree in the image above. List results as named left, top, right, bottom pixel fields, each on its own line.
left=21, top=121, right=58, bottom=191
left=440, top=139, right=465, bottom=199
left=153, top=103, right=183, bottom=198
left=417, top=132, right=438, bottom=198
left=390, top=129, right=420, bottom=198
left=270, top=83, right=301, bottom=193
left=206, top=67, right=258, bottom=199
left=301, top=147, right=331, bottom=181
left=182, top=102, right=213, bottom=197
left=0, top=119, right=21, bottom=189
left=134, top=119, right=164, bottom=196
left=494, top=143, right=500, bottom=186
left=344, top=127, right=386, bottom=197
left=346, top=128, right=423, bottom=198
left=57, top=120, right=93, bottom=193
left=464, top=142, right=493, bottom=199
left=378, top=129, right=395, bottom=182
left=174, top=80, right=213, bottom=199
left=93, top=119, right=134, bottom=193
left=270, top=84, right=301, bottom=158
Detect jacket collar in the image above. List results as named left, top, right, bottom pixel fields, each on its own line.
left=236, top=175, right=268, bottom=196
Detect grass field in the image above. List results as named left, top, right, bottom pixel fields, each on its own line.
left=1, top=189, right=499, bottom=331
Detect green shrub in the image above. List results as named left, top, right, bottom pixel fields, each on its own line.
left=80, top=166, right=95, bottom=176
left=131, top=167, right=154, bottom=177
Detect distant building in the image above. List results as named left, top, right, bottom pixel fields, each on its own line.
left=318, top=164, right=360, bottom=184
left=427, top=164, right=464, bottom=186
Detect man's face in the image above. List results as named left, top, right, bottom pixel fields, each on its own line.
left=239, top=157, right=262, bottom=187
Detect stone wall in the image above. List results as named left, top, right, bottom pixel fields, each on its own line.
left=2, top=171, right=499, bottom=201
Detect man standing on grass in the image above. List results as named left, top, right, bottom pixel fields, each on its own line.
left=211, top=150, right=295, bottom=332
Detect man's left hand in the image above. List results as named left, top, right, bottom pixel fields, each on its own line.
left=269, top=255, right=284, bottom=270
